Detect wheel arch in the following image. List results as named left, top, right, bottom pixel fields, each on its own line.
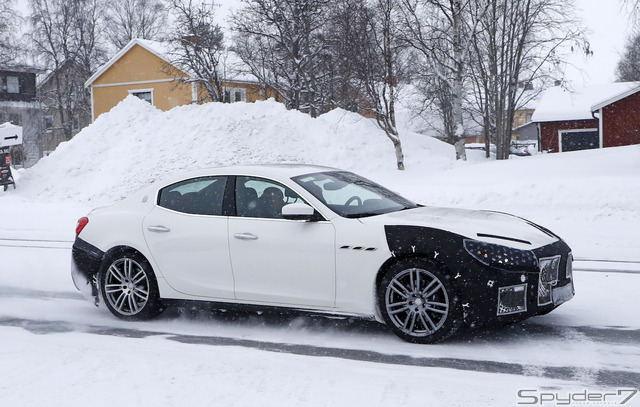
left=97, top=245, right=165, bottom=320
left=373, top=225, right=468, bottom=319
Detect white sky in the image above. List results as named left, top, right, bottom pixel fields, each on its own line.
left=563, top=0, right=634, bottom=86
left=13, top=0, right=635, bottom=86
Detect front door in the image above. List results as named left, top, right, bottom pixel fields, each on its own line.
left=228, top=176, right=336, bottom=307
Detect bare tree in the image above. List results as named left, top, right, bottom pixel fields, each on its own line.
left=616, top=31, right=640, bottom=81
left=345, top=0, right=405, bottom=170
left=232, top=0, right=332, bottom=117
left=29, top=0, right=106, bottom=141
left=399, top=0, right=489, bottom=160
left=167, top=0, right=226, bottom=102
left=0, top=0, right=19, bottom=64
left=106, top=0, right=168, bottom=50
left=324, top=0, right=370, bottom=112
left=470, top=0, right=585, bottom=159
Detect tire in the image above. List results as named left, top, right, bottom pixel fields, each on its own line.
left=378, top=259, right=463, bottom=344
left=98, top=249, right=164, bottom=321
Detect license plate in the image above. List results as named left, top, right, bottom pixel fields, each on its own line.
left=553, top=282, right=574, bottom=305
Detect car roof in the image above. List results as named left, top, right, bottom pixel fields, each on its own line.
left=153, top=164, right=341, bottom=187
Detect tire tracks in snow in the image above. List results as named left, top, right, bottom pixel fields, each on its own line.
left=0, top=314, right=637, bottom=389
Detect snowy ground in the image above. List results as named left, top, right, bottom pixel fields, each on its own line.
left=1, top=98, right=639, bottom=406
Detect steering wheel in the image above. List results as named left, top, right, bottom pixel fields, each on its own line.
left=345, top=196, right=362, bottom=206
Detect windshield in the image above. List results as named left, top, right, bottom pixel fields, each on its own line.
left=292, top=171, right=419, bottom=218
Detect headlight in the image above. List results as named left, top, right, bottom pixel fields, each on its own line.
left=463, top=239, right=537, bottom=271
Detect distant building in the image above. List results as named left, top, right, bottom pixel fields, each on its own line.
left=38, top=60, right=92, bottom=156
left=0, top=66, right=43, bottom=167
left=85, top=39, right=269, bottom=121
left=532, top=83, right=640, bottom=152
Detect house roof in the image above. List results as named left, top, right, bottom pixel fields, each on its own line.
left=84, top=38, right=256, bottom=88
left=532, top=82, right=640, bottom=122
left=0, top=65, right=44, bottom=74
left=84, top=39, right=177, bottom=87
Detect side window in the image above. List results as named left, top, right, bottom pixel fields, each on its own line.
left=235, top=176, right=305, bottom=219
left=158, top=176, right=227, bottom=216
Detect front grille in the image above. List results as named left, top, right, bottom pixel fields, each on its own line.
left=538, top=255, right=561, bottom=305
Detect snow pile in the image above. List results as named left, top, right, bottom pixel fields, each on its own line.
left=14, top=96, right=454, bottom=205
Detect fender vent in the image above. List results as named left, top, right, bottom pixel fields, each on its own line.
left=340, top=245, right=377, bottom=251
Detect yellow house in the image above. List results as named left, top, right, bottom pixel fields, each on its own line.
left=84, top=38, right=269, bottom=121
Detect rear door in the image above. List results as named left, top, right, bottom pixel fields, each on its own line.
left=142, top=176, right=234, bottom=299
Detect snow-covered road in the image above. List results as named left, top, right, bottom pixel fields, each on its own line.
left=1, top=240, right=639, bottom=407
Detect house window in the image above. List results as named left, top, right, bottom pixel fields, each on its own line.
left=7, top=76, right=19, bottom=93
left=129, top=89, right=153, bottom=105
left=72, top=115, right=80, bottom=131
left=223, top=87, right=246, bottom=103
left=44, top=116, right=54, bottom=130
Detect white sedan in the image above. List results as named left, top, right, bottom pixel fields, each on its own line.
left=72, top=165, right=574, bottom=343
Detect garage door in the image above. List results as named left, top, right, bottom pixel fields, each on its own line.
left=560, top=130, right=599, bottom=152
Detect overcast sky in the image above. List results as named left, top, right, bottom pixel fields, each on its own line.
left=564, top=0, right=634, bottom=86
left=14, top=0, right=635, bottom=86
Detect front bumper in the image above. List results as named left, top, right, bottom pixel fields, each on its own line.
left=71, top=237, right=104, bottom=303
left=456, top=239, right=574, bottom=326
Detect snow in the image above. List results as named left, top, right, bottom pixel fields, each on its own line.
left=1, top=97, right=639, bottom=406
left=10, top=95, right=638, bottom=261
left=531, top=82, right=640, bottom=122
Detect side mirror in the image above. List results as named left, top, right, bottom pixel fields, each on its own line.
left=282, top=202, right=316, bottom=221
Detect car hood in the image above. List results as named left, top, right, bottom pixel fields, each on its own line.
left=359, top=206, right=558, bottom=250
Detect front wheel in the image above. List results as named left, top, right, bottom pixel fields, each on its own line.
left=378, top=259, right=462, bottom=343
left=98, top=250, right=163, bottom=320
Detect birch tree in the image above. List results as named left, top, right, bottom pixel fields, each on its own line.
left=400, top=0, right=488, bottom=160
left=346, top=0, right=406, bottom=170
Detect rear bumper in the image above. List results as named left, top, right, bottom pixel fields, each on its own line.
left=71, top=237, right=104, bottom=302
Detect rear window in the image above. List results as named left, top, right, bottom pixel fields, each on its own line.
left=157, top=176, right=227, bottom=216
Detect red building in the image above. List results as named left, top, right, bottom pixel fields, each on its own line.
left=531, top=83, right=640, bottom=152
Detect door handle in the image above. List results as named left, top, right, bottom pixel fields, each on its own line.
left=234, top=233, right=258, bottom=240
left=147, top=225, right=171, bottom=233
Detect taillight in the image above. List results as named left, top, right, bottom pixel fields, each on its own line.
left=76, top=217, right=89, bottom=236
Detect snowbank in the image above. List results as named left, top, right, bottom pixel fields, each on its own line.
left=3, top=96, right=639, bottom=260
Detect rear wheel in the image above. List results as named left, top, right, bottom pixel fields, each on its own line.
left=99, top=250, right=163, bottom=320
left=378, top=259, right=462, bottom=343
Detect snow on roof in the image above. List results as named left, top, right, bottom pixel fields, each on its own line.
left=85, top=38, right=256, bottom=87
left=531, top=82, right=640, bottom=122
